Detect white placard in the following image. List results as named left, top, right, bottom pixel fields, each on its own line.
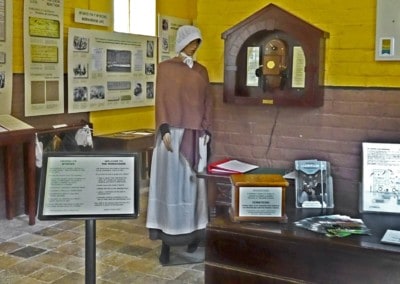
left=40, top=155, right=136, bottom=218
left=239, top=186, right=282, bottom=217
left=246, top=46, right=260, bottom=86
left=381, top=229, right=400, bottom=245
left=361, top=142, right=400, bottom=213
left=74, top=8, right=110, bottom=27
left=291, top=46, right=306, bottom=88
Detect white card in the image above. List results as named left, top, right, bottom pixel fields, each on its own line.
left=381, top=229, right=400, bottom=245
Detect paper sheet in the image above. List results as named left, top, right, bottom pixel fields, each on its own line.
left=381, top=229, right=400, bottom=245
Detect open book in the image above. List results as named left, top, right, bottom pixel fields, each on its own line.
left=208, top=158, right=259, bottom=174
left=0, top=114, right=33, bottom=132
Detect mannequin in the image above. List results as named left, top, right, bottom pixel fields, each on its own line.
left=145, top=25, right=212, bottom=265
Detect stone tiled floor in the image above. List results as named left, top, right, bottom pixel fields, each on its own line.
left=0, top=189, right=205, bottom=283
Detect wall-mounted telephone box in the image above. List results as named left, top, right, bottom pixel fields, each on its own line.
left=221, top=4, right=329, bottom=107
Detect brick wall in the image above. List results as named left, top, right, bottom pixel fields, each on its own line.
left=209, top=84, right=400, bottom=214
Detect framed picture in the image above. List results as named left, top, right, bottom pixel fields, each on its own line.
left=361, top=142, right=400, bottom=213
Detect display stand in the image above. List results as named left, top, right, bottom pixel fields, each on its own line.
left=37, top=152, right=140, bottom=283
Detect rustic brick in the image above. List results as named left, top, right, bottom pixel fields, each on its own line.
left=209, top=84, right=400, bottom=204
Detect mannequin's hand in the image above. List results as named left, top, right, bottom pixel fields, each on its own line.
left=204, top=134, right=210, bottom=145
left=162, top=132, right=173, bottom=152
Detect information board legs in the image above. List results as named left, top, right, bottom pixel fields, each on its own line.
left=85, top=220, right=96, bottom=284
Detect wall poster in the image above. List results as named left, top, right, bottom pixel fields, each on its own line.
left=0, top=0, right=13, bottom=114
left=24, top=0, right=64, bottom=116
left=375, top=0, right=400, bottom=60
left=361, top=142, right=400, bottom=213
left=68, top=28, right=156, bottom=113
left=158, top=14, right=190, bottom=62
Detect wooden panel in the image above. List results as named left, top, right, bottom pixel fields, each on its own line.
left=205, top=263, right=297, bottom=284
left=206, top=210, right=400, bottom=284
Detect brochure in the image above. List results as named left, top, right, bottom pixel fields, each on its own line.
left=294, top=214, right=371, bottom=238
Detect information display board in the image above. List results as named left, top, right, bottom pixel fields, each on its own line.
left=37, top=152, right=139, bottom=220
left=361, top=142, right=400, bottom=213
left=67, top=28, right=156, bottom=113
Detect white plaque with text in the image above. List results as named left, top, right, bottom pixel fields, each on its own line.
left=239, top=186, right=282, bottom=217
left=361, top=142, right=400, bottom=213
left=38, top=153, right=139, bottom=220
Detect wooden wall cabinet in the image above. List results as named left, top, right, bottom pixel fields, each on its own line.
left=221, top=4, right=329, bottom=107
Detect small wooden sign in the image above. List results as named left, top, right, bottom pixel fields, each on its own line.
left=230, top=174, right=289, bottom=223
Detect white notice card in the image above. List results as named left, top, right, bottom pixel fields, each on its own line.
left=381, top=229, right=400, bottom=245
left=217, top=159, right=259, bottom=173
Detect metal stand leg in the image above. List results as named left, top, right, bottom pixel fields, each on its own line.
left=85, top=219, right=96, bottom=284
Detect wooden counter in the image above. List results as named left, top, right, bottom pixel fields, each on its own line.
left=205, top=187, right=400, bottom=284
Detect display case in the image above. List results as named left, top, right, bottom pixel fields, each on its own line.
left=295, top=159, right=334, bottom=208
left=221, top=4, right=329, bottom=107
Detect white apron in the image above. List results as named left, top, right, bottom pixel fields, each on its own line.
left=146, top=128, right=208, bottom=235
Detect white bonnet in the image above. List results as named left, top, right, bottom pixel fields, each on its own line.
left=175, top=25, right=202, bottom=54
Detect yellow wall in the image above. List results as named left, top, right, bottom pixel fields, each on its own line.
left=157, top=0, right=196, bottom=19
left=196, top=0, right=399, bottom=88
left=12, top=1, right=398, bottom=135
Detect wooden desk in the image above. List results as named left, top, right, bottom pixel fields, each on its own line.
left=205, top=185, right=400, bottom=283
left=0, top=129, right=36, bottom=225
left=93, top=129, right=155, bottom=181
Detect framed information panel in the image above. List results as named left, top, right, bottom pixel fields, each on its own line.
left=37, top=152, right=140, bottom=220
